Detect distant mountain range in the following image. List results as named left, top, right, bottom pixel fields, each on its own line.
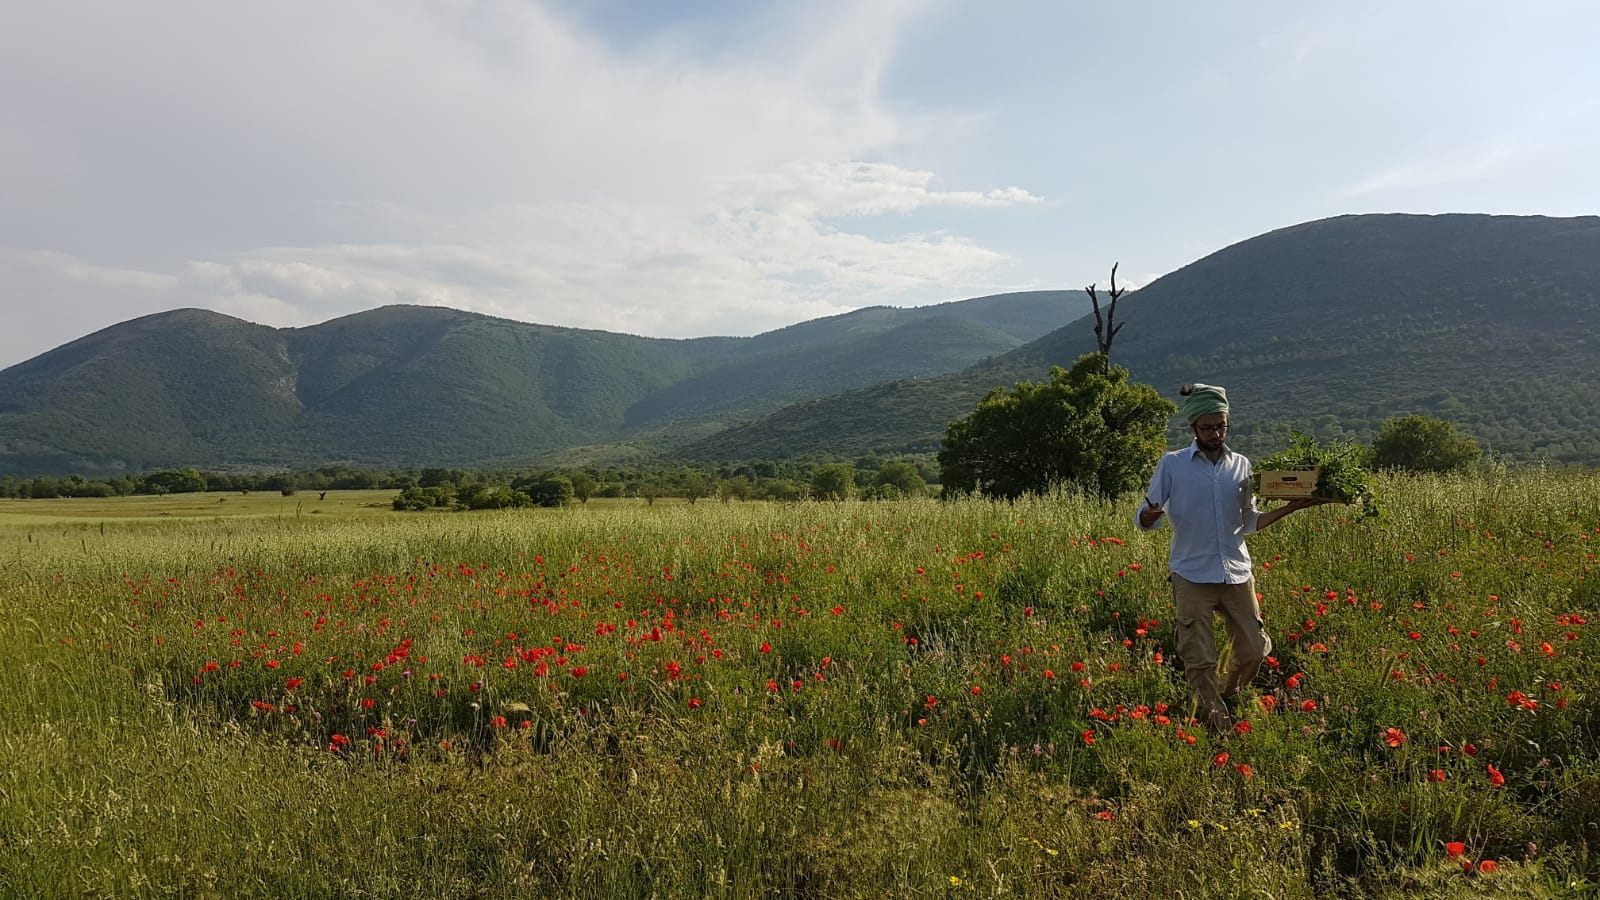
left=683, top=213, right=1600, bottom=465
left=5, top=213, right=1598, bottom=476
left=0, top=290, right=1083, bottom=474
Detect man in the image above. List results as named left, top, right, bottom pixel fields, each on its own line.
left=1134, top=383, right=1324, bottom=732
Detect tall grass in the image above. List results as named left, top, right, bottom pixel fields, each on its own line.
left=1, top=471, right=1595, bottom=896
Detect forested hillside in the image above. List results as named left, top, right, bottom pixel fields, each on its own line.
left=682, top=214, right=1600, bottom=464
left=0, top=292, right=1079, bottom=474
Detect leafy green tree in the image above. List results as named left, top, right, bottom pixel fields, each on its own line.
left=1373, top=414, right=1481, bottom=473
left=634, top=480, right=662, bottom=505
left=518, top=475, right=574, bottom=508
left=858, top=483, right=903, bottom=501
left=462, top=485, right=530, bottom=510
left=393, top=487, right=431, bottom=511
left=266, top=472, right=300, bottom=496
left=874, top=461, right=926, bottom=495
left=678, top=470, right=713, bottom=504
left=756, top=478, right=806, bottom=501
left=810, top=464, right=856, bottom=500
left=568, top=471, right=596, bottom=505
left=418, top=468, right=461, bottom=489
left=719, top=475, right=754, bottom=502
left=938, top=353, right=1175, bottom=500
left=143, top=468, right=208, bottom=494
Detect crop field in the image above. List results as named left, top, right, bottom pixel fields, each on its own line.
left=2, top=472, right=1597, bottom=897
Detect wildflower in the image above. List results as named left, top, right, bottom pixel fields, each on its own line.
left=1429, top=769, right=1447, bottom=783
left=1445, top=841, right=1466, bottom=858
left=1383, top=727, right=1407, bottom=748
left=1479, top=859, right=1498, bottom=874
left=1487, top=764, right=1505, bottom=788
left=1300, top=699, right=1318, bottom=712
left=1235, top=763, right=1255, bottom=779
left=1081, top=729, right=1096, bottom=746
left=688, top=697, right=703, bottom=710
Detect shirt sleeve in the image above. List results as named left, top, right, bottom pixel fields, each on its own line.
left=1133, top=456, right=1167, bottom=531
left=1239, top=458, right=1262, bottom=536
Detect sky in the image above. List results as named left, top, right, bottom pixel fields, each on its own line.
left=2, top=0, right=1597, bottom=368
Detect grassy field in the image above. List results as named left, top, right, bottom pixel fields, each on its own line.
left=2, top=472, right=1597, bottom=897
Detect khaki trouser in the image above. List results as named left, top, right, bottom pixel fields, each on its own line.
left=1171, top=573, right=1271, bottom=716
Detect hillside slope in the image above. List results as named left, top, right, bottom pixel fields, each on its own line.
left=682, top=214, right=1600, bottom=464
left=0, top=292, right=1077, bottom=474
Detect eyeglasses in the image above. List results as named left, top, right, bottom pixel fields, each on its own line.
left=1193, top=423, right=1229, bottom=435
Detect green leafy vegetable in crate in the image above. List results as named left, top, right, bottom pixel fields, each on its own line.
left=1258, top=431, right=1380, bottom=519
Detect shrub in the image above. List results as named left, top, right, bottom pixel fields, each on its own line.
left=1372, top=414, right=1481, bottom=473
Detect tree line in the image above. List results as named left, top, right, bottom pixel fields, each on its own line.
left=0, top=458, right=940, bottom=506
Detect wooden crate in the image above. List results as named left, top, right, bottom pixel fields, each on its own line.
left=1256, top=467, right=1321, bottom=500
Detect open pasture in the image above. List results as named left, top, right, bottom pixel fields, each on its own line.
left=2, top=471, right=1597, bottom=897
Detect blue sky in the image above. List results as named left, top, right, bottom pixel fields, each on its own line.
left=2, top=0, right=1596, bottom=367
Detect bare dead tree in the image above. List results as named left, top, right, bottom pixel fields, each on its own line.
left=1084, top=262, right=1125, bottom=367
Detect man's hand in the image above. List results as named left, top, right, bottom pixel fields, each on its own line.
left=1256, top=496, right=1334, bottom=531
left=1284, top=497, right=1336, bottom=511
left=1139, top=498, right=1164, bottom=528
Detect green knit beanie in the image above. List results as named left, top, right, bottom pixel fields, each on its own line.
left=1179, top=383, right=1229, bottom=423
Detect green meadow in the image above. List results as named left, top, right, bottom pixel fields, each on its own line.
left=2, top=472, right=1597, bottom=897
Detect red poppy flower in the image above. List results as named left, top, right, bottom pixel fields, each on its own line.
left=1383, top=727, right=1407, bottom=748
left=1445, top=841, right=1466, bottom=858
left=1478, top=859, right=1498, bottom=874
left=1487, top=764, right=1505, bottom=788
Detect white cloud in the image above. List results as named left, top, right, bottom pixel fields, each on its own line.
left=0, top=0, right=1050, bottom=367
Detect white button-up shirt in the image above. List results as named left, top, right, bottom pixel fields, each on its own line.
left=1133, top=442, right=1261, bottom=584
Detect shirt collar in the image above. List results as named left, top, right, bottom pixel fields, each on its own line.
left=1183, top=441, right=1233, bottom=461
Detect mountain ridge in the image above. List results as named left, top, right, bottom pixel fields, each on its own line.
left=679, top=213, right=1600, bottom=464
left=0, top=292, right=1084, bottom=474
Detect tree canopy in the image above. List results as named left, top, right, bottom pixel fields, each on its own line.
left=938, top=353, right=1175, bottom=500
left=1372, top=414, right=1481, bottom=473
